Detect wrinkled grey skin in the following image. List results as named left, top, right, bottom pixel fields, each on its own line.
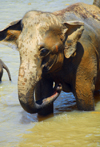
left=0, top=0, right=100, bottom=116
left=0, top=59, right=11, bottom=82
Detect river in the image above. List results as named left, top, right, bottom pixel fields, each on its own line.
left=0, top=0, right=100, bottom=147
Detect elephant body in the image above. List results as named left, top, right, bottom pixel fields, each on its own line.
left=0, top=0, right=100, bottom=115
left=0, top=59, right=11, bottom=82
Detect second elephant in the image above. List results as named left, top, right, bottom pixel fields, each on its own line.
left=0, top=59, right=12, bottom=82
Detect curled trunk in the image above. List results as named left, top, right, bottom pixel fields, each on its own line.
left=18, top=64, right=61, bottom=114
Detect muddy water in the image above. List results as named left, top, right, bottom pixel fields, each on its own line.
left=0, top=0, right=100, bottom=147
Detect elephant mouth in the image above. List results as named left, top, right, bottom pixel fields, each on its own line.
left=35, top=82, right=62, bottom=105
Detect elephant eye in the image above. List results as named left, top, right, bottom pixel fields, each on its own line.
left=40, top=48, right=49, bottom=57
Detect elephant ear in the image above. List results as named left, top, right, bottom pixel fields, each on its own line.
left=0, top=20, right=22, bottom=49
left=62, top=21, right=84, bottom=58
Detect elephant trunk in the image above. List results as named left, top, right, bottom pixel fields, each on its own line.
left=18, top=63, right=61, bottom=114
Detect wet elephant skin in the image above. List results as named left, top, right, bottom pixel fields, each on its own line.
left=0, top=0, right=100, bottom=115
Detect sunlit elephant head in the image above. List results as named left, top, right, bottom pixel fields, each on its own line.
left=0, top=11, right=84, bottom=114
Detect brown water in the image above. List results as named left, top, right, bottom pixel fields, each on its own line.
left=0, top=0, right=100, bottom=147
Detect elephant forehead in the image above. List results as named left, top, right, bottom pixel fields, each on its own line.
left=17, top=26, right=48, bottom=64
left=21, top=10, right=60, bottom=29
left=19, top=11, right=60, bottom=43
left=17, top=11, right=61, bottom=58
left=17, top=27, right=39, bottom=55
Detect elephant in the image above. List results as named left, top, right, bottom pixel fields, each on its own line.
left=0, top=0, right=100, bottom=116
left=0, top=59, right=11, bottom=82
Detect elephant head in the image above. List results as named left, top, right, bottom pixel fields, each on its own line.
left=0, top=11, right=84, bottom=114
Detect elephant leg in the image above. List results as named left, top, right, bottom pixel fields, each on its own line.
left=75, top=80, right=95, bottom=111
left=0, top=71, right=3, bottom=82
left=35, top=78, right=54, bottom=116
left=74, top=48, right=98, bottom=111
left=0, top=68, right=3, bottom=82
left=74, top=67, right=97, bottom=111
left=95, top=69, right=100, bottom=91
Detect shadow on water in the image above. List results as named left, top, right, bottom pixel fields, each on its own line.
left=20, top=110, right=55, bottom=123
left=19, top=91, right=100, bottom=124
